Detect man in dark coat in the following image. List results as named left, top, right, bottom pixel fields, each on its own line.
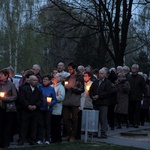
left=127, top=64, right=146, bottom=128
left=89, top=68, right=114, bottom=138
left=18, top=75, right=42, bottom=145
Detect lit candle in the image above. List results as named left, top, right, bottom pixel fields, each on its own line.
left=64, top=81, right=68, bottom=86
left=47, top=97, right=52, bottom=103
left=86, top=85, right=90, bottom=91
left=47, top=97, right=52, bottom=109
left=0, top=92, right=5, bottom=98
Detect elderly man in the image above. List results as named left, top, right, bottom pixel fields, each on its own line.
left=57, top=62, right=70, bottom=80
left=116, top=66, right=123, bottom=75
left=18, top=75, right=42, bottom=146
left=77, top=65, right=85, bottom=75
left=127, top=64, right=146, bottom=128
left=32, top=64, right=42, bottom=83
left=89, top=68, right=114, bottom=138
left=123, top=65, right=130, bottom=77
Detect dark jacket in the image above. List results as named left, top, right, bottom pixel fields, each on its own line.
left=127, top=74, right=146, bottom=101
left=19, top=84, right=43, bottom=111
left=89, top=78, right=113, bottom=106
left=63, top=73, right=84, bottom=107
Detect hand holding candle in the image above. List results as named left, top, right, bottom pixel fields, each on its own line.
left=64, top=81, right=68, bottom=86
left=0, top=92, right=5, bottom=98
left=86, top=85, right=90, bottom=91
left=47, top=97, right=52, bottom=103
left=0, top=92, right=5, bottom=107
left=64, top=81, right=71, bottom=90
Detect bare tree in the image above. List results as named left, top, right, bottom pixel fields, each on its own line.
left=38, top=0, right=135, bottom=67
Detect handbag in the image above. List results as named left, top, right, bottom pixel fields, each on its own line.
left=6, top=101, right=17, bottom=112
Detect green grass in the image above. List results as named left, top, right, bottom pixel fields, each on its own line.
left=11, top=141, right=144, bottom=150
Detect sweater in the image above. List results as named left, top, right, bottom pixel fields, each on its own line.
left=52, top=82, right=65, bottom=115
left=38, top=84, right=56, bottom=111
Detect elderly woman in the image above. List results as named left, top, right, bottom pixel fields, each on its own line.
left=114, top=72, right=130, bottom=129
left=51, top=73, right=65, bottom=143
left=0, top=68, right=18, bottom=148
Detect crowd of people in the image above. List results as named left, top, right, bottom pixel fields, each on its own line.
left=0, top=62, right=150, bottom=148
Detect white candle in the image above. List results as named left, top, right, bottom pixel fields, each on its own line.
left=47, top=97, right=52, bottom=103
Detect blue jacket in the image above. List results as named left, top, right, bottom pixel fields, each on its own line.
left=38, top=84, right=56, bottom=111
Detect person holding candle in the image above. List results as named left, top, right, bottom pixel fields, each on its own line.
left=36, top=74, right=56, bottom=145
left=78, top=71, right=94, bottom=111
left=51, top=73, right=65, bottom=143
left=63, top=62, right=84, bottom=142
left=82, top=71, right=93, bottom=109
left=76, top=71, right=93, bottom=140
left=0, top=68, right=18, bottom=148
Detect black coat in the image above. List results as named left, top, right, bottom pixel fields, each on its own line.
left=89, top=78, right=114, bottom=106
left=127, top=74, right=146, bottom=101
left=19, top=84, right=43, bottom=111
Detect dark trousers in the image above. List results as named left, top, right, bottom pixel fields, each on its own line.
left=129, top=100, right=141, bottom=126
left=76, top=110, right=82, bottom=139
left=51, top=114, right=62, bottom=142
left=140, top=108, right=149, bottom=125
left=76, top=108, right=92, bottom=139
left=98, top=106, right=108, bottom=135
left=11, top=112, right=18, bottom=141
left=19, top=110, right=39, bottom=143
left=107, top=104, right=116, bottom=128
left=116, top=113, right=128, bottom=126
left=0, top=109, right=14, bottom=148
left=63, top=106, right=79, bottom=137
left=37, top=111, right=51, bottom=141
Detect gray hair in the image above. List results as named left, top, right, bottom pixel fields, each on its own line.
left=55, top=73, right=63, bottom=82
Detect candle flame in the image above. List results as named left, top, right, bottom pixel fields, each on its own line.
left=47, top=97, right=52, bottom=103
left=64, top=81, right=68, bottom=86
left=0, top=92, right=5, bottom=98
left=86, top=85, right=90, bottom=91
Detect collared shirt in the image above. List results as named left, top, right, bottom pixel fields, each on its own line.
left=30, top=85, right=35, bottom=92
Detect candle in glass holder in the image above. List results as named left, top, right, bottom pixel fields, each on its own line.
left=0, top=92, right=5, bottom=98
left=64, top=81, right=68, bottom=86
left=47, top=97, right=52, bottom=103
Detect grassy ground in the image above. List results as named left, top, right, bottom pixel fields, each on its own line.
left=11, top=141, right=144, bottom=150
